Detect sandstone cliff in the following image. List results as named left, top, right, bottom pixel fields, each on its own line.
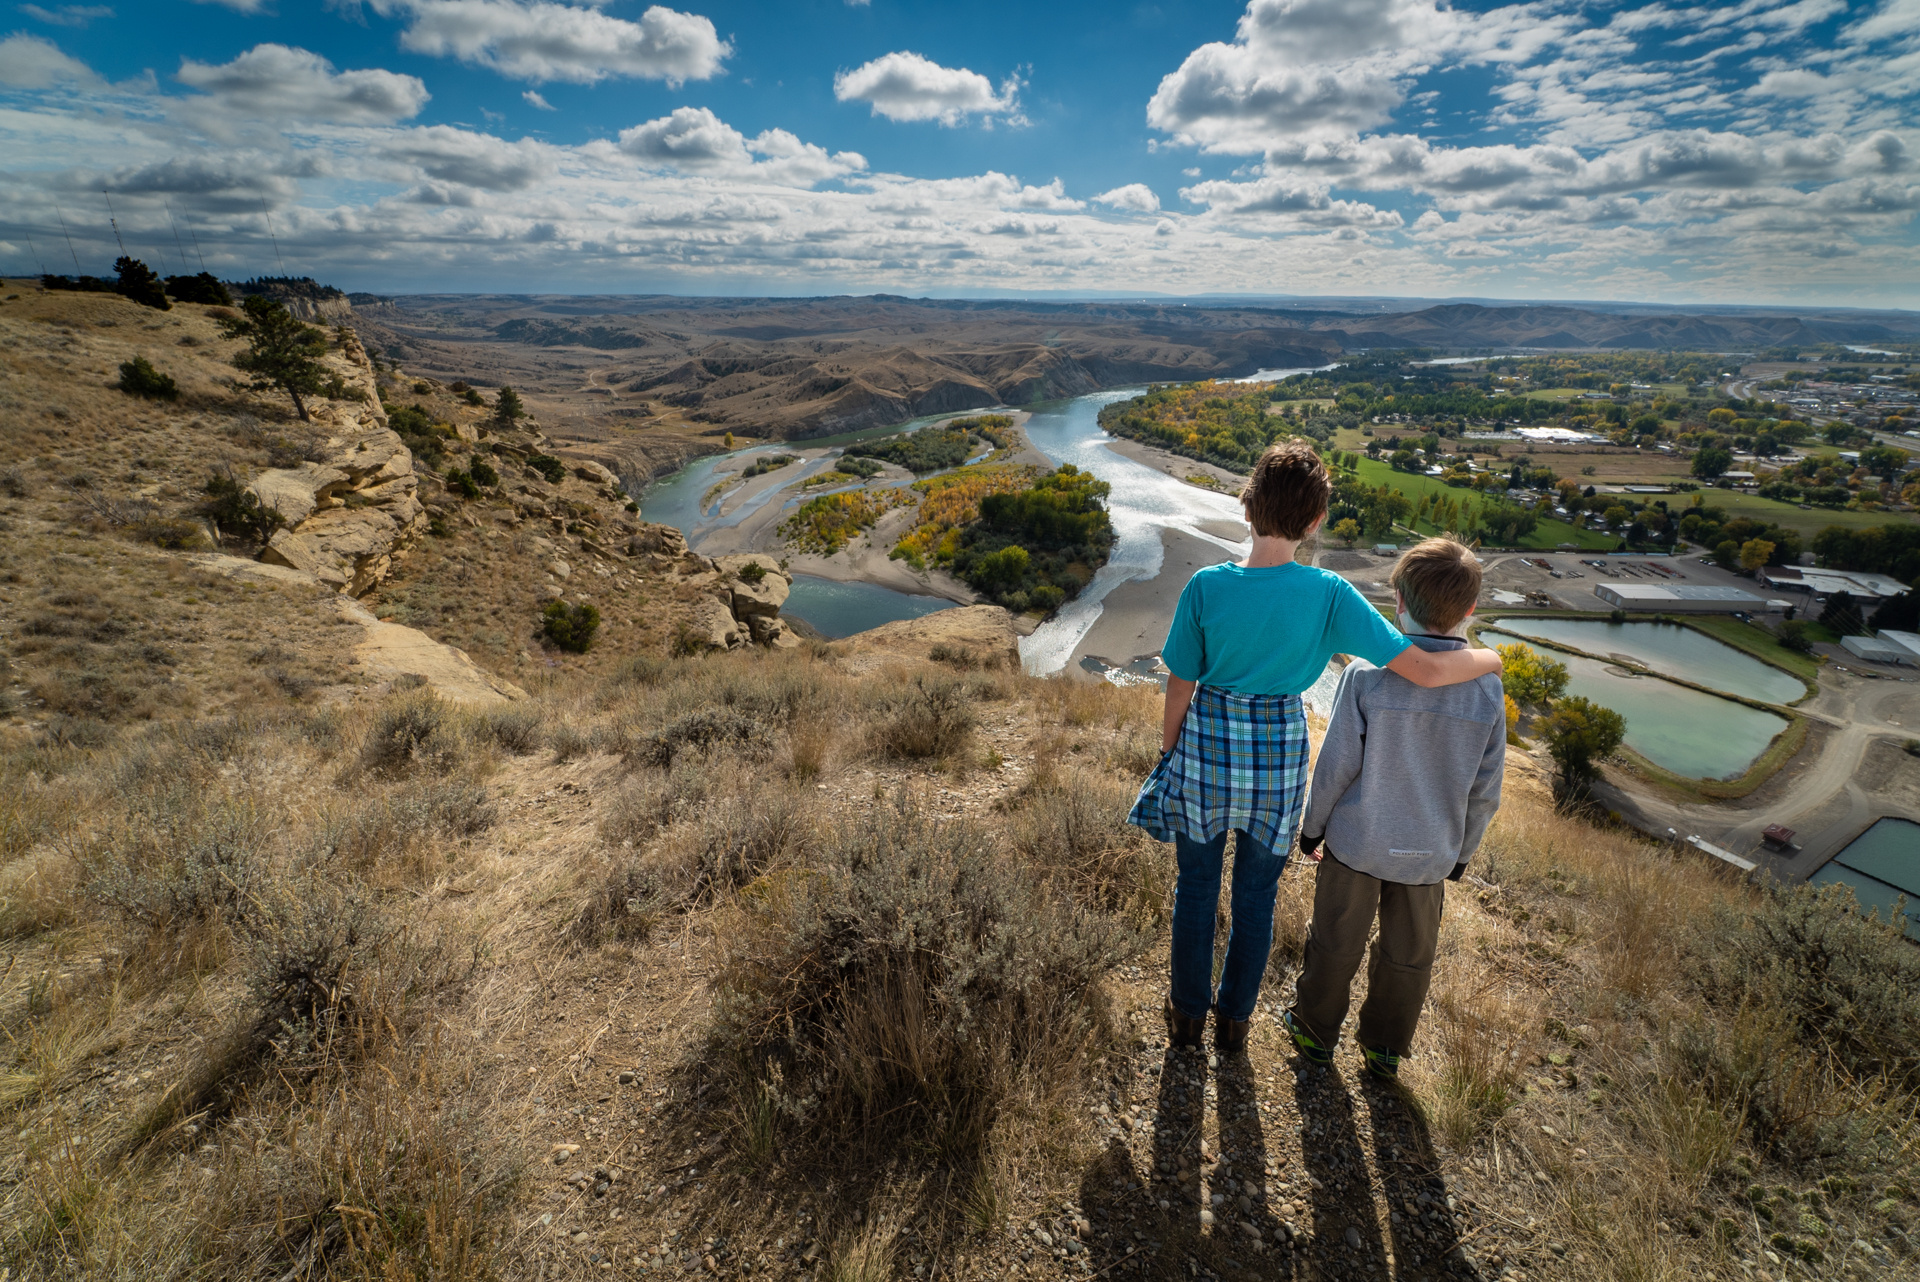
left=252, top=329, right=427, bottom=594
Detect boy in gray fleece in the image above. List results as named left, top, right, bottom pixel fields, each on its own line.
left=1283, top=537, right=1506, bottom=1079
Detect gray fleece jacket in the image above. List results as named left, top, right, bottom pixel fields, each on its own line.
left=1299, top=635, right=1506, bottom=885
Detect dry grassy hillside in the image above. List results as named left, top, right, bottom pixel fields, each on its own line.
left=0, top=283, right=1915, bottom=1282
left=1, top=642, right=1915, bottom=1282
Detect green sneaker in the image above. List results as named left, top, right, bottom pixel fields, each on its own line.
left=1362, top=1046, right=1401, bottom=1080
left=1281, top=1009, right=1333, bottom=1066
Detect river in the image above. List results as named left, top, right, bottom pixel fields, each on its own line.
left=639, top=369, right=1332, bottom=666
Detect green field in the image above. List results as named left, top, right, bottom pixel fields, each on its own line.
left=1343, top=458, right=1619, bottom=550
left=1693, top=490, right=1919, bottom=539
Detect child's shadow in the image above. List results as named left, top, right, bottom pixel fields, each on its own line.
left=1294, top=1060, right=1391, bottom=1277
left=1073, top=1046, right=1296, bottom=1279
left=1360, top=1077, right=1484, bottom=1279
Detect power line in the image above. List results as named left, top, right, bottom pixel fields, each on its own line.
left=54, top=204, right=82, bottom=274
left=186, top=220, right=208, bottom=273
left=23, top=230, right=45, bottom=276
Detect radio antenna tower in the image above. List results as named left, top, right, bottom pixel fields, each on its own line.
left=54, top=204, right=82, bottom=274
left=102, top=189, right=128, bottom=256
left=165, top=199, right=191, bottom=275
left=259, top=196, right=287, bottom=275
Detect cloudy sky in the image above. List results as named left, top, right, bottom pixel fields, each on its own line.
left=1, top=0, right=1916, bottom=305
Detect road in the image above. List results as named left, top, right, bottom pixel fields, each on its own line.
left=1594, top=662, right=1919, bottom=880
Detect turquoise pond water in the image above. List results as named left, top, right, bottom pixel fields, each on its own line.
left=1810, top=818, right=1920, bottom=941
left=1490, top=633, right=1790, bottom=780
left=1492, top=618, right=1805, bottom=705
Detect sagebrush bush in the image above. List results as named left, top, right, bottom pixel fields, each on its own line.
left=571, top=861, right=668, bottom=948
left=652, top=784, right=815, bottom=904
left=357, top=692, right=462, bottom=776
left=89, top=785, right=266, bottom=934
left=870, top=676, right=974, bottom=760
left=1007, top=766, right=1167, bottom=925
left=632, top=707, right=772, bottom=769
left=712, top=800, right=1140, bottom=1162
left=474, top=705, right=542, bottom=754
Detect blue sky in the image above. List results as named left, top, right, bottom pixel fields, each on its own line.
left=1, top=0, right=1916, bottom=305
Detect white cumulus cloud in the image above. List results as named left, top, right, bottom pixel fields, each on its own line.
left=390, top=1, right=730, bottom=86
left=381, top=125, right=556, bottom=191
left=1094, top=183, right=1160, bottom=213
left=522, top=89, right=554, bottom=109
left=177, top=44, right=429, bottom=124
left=834, top=51, right=1021, bottom=126
left=616, top=106, right=864, bottom=187
left=0, top=32, right=102, bottom=87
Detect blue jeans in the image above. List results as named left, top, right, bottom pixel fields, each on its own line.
left=1170, top=829, right=1289, bottom=1023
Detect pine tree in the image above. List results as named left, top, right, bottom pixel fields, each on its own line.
left=494, top=385, right=525, bottom=426
left=113, top=256, right=170, bottom=311
left=216, top=295, right=329, bottom=421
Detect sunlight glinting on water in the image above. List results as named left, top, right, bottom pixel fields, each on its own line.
left=1018, top=389, right=1252, bottom=675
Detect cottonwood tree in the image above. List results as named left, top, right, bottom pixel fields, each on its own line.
left=217, top=296, right=328, bottom=421
left=1544, top=695, right=1626, bottom=803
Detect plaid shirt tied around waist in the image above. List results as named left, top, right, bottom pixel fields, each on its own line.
left=1127, top=684, right=1309, bottom=851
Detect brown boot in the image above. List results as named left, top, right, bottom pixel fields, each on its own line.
left=1164, top=998, right=1205, bottom=1049
left=1214, top=1009, right=1250, bottom=1055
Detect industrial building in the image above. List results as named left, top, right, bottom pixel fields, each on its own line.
left=1841, top=634, right=1915, bottom=665
left=1592, top=583, right=1766, bottom=613
left=1758, top=566, right=1910, bottom=602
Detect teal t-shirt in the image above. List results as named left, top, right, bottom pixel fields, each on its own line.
left=1161, top=561, right=1410, bottom=695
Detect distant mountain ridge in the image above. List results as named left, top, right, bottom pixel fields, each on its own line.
left=345, top=291, right=1916, bottom=443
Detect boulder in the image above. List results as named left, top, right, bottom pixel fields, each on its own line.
left=714, top=554, right=791, bottom=619
left=247, top=463, right=348, bottom=526
left=573, top=459, right=621, bottom=489
left=627, top=524, right=688, bottom=559
left=685, top=595, right=744, bottom=650
left=752, top=616, right=805, bottom=649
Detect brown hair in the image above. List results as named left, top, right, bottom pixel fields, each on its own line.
left=1389, top=538, right=1483, bottom=633
left=1240, top=441, right=1331, bottom=540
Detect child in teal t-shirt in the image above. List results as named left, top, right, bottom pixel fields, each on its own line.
left=1128, top=442, right=1500, bottom=1055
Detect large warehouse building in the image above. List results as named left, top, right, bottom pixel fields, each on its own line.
left=1592, top=583, right=1767, bottom=613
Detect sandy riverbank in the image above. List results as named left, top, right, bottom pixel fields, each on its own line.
left=1067, top=528, right=1241, bottom=677
left=1099, top=434, right=1247, bottom=493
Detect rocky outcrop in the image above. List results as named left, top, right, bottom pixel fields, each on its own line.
left=251, top=332, right=427, bottom=594
left=663, top=548, right=802, bottom=651
left=837, top=605, right=1021, bottom=671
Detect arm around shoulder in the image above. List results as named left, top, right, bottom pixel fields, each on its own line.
left=1386, top=642, right=1501, bottom=688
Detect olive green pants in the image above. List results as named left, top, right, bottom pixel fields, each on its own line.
left=1289, top=852, right=1445, bottom=1056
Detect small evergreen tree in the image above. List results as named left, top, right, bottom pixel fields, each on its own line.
left=216, top=295, right=329, bottom=421
left=1820, top=591, right=1867, bottom=637
left=200, top=473, right=285, bottom=546
left=493, top=385, right=525, bottom=426
left=113, top=256, right=170, bottom=311
left=541, top=600, right=600, bottom=653
left=1871, top=591, right=1918, bottom=634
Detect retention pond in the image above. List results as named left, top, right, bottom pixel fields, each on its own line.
left=1488, top=632, right=1791, bottom=780
left=1491, top=618, right=1807, bottom=705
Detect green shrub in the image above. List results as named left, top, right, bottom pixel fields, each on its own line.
left=711, top=799, right=1138, bottom=1161
left=1777, top=619, right=1815, bottom=653
left=201, top=473, right=285, bottom=547
left=118, top=356, right=179, bottom=400
left=468, top=457, right=499, bottom=488
left=474, top=705, right=542, bottom=754
left=527, top=453, right=566, bottom=484
left=737, top=560, right=768, bottom=584
left=444, top=469, right=479, bottom=500
left=541, top=600, right=600, bottom=653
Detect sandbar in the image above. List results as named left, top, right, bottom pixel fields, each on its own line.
left=1069, top=528, right=1239, bottom=677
